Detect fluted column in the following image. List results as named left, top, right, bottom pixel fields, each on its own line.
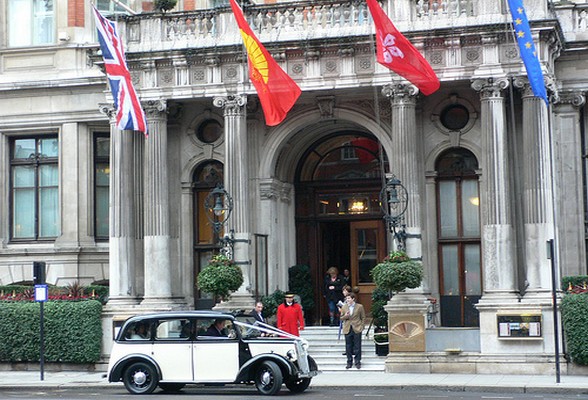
left=382, top=83, right=422, bottom=257
left=514, top=78, right=554, bottom=298
left=101, top=105, right=141, bottom=306
left=381, top=84, right=428, bottom=349
left=471, top=78, right=517, bottom=299
left=141, top=99, right=174, bottom=306
left=213, top=95, right=254, bottom=309
left=552, top=92, right=587, bottom=278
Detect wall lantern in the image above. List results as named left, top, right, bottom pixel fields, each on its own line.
left=380, top=175, right=409, bottom=250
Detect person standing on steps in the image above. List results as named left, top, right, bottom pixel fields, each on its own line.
left=340, top=292, right=365, bottom=369
left=324, top=266, right=344, bottom=326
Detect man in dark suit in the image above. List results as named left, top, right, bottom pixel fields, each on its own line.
left=250, top=301, right=265, bottom=323
left=205, top=319, right=227, bottom=337
left=340, top=293, right=366, bottom=369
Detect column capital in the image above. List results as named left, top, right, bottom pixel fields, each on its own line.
left=259, top=179, right=292, bottom=203
left=512, top=75, right=557, bottom=101
left=143, top=99, right=167, bottom=120
left=98, top=103, right=117, bottom=123
left=382, top=82, right=419, bottom=104
left=471, top=77, right=509, bottom=100
left=552, top=91, right=586, bottom=109
left=213, top=95, right=247, bottom=116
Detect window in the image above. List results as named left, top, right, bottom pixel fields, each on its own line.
left=155, top=319, right=193, bottom=340
left=10, top=137, right=59, bottom=240
left=8, top=0, right=54, bottom=47
left=436, top=148, right=481, bottom=327
left=94, top=134, right=110, bottom=239
left=95, top=0, right=130, bottom=16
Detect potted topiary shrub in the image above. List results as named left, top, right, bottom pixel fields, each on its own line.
left=371, top=250, right=423, bottom=294
left=370, top=250, right=423, bottom=353
left=197, top=254, right=244, bottom=303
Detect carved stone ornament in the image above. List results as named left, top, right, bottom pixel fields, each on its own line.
left=382, top=82, right=419, bottom=104
left=316, top=96, right=335, bottom=118
left=471, top=77, right=509, bottom=100
left=98, top=103, right=117, bottom=122
left=213, top=95, right=247, bottom=116
left=143, top=99, right=167, bottom=120
left=553, top=91, right=586, bottom=108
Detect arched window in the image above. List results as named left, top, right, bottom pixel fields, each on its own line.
left=435, top=148, right=481, bottom=327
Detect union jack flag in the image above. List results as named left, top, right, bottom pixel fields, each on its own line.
left=92, top=5, right=147, bottom=134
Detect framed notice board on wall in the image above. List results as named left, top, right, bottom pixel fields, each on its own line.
left=497, top=313, right=542, bottom=338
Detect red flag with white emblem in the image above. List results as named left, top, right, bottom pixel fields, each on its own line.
left=367, top=0, right=440, bottom=96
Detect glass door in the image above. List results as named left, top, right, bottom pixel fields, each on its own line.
left=350, top=220, right=387, bottom=315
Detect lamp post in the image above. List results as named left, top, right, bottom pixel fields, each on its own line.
left=204, top=185, right=235, bottom=259
left=380, top=175, right=409, bottom=250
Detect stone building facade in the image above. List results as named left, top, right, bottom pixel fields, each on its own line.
left=1, top=0, right=587, bottom=373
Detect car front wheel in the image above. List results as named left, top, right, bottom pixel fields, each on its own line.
left=123, top=361, right=159, bottom=394
left=285, top=377, right=311, bottom=393
left=255, top=361, right=283, bottom=395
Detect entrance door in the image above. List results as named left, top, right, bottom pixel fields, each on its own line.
left=350, top=220, right=387, bottom=315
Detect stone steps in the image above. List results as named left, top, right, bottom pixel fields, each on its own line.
left=300, top=326, right=386, bottom=372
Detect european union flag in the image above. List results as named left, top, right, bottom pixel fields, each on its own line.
left=507, top=0, right=548, bottom=105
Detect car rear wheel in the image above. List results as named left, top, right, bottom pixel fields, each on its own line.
left=255, top=361, right=283, bottom=395
left=159, top=383, right=186, bottom=392
left=123, top=361, right=159, bottom=394
left=285, top=377, right=311, bottom=393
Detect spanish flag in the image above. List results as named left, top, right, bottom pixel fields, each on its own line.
left=229, top=0, right=301, bottom=126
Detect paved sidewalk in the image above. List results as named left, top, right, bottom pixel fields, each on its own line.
left=0, top=370, right=587, bottom=395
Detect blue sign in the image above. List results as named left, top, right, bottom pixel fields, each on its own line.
left=34, top=284, right=48, bottom=302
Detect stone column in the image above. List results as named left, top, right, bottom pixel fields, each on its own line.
left=471, top=78, right=518, bottom=300
left=101, top=105, right=141, bottom=307
left=514, top=78, right=554, bottom=299
left=213, top=94, right=255, bottom=310
left=381, top=84, right=428, bottom=367
left=552, top=92, right=587, bottom=278
left=141, top=99, right=178, bottom=308
left=382, top=83, right=423, bottom=258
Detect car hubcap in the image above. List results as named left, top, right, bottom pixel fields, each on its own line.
left=260, top=370, right=272, bottom=387
left=133, top=370, right=147, bottom=386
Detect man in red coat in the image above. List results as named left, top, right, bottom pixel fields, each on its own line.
left=277, top=293, right=305, bottom=336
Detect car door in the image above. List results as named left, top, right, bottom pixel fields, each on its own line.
left=192, top=318, right=240, bottom=382
left=151, top=318, right=194, bottom=382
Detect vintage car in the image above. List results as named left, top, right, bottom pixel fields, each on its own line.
left=107, top=310, right=319, bottom=395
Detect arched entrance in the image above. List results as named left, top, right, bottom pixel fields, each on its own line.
left=295, top=132, right=387, bottom=325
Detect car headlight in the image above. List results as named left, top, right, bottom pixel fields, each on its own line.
left=286, top=349, right=297, bottom=361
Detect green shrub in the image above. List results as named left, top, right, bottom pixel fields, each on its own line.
left=561, top=293, right=588, bottom=365
left=154, top=0, right=177, bottom=12
left=0, top=300, right=103, bottom=363
left=371, top=287, right=390, bottom=329
left=261, top=289, right=285, bottom=319
left=562, top=275, right=588, bottom=291
left=197, top=254, right=244, bottom=301
left=371, top=251, right=423, bottom=293
left=288, top=264, right=314, bottom=313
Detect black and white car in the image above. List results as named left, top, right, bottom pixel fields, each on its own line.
left=107, top=310, right=319, bottom=395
